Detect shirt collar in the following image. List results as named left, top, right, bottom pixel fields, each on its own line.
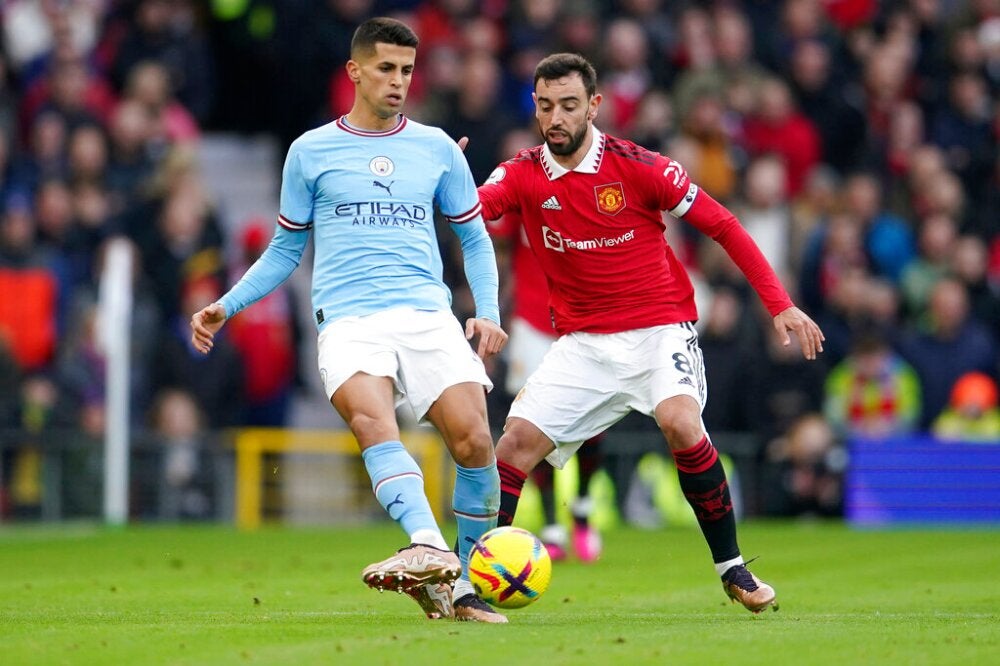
left=540, top=128, right=605, bottom=180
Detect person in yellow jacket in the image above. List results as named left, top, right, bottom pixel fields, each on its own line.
left=932, top=372, right=1000, bottom=443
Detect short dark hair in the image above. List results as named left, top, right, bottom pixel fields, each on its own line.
left=351, top=17, right=419, bottom=58
left=534, top=53, right=597, bottom=98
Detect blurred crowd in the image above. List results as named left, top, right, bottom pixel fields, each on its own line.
left=0, top=0, right=998, bottom=521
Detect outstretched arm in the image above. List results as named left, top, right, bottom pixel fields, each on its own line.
left=678, top=190, right=824, bottom=360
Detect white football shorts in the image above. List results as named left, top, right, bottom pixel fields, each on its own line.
left=504, top=316, right=557, bottom=395
left=316, top=307, right=492, bottom=422
left=507, top=322, right=707, bottom=468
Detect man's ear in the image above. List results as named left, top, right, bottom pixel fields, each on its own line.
left=346, top=59, right=360, bottom=83
left=588, top=93, right=602, bottom=121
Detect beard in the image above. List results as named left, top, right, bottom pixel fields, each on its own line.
left=542, top=123, right=588, bottom=156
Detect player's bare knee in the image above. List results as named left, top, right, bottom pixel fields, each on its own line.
left=655, top=396, right=705, bottom=450
left=450, top=429, right=494, bottom=467
left=657, top=413, right=705, bottom=451
left=346, top=413, right=396, bottom=446
left=496, top=425, right=546, bottom=474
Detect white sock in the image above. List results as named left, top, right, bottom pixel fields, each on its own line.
left=715, top=555, right=744, bottom=578
left=453, top=577, right=475, bottom=599
left=411, top=528, right=449, bottom=551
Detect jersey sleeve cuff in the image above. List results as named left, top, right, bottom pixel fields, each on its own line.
left=445, top=202, right=482, bottom=224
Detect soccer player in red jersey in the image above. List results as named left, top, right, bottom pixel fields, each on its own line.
left=477, top=53, right=825, bottom=613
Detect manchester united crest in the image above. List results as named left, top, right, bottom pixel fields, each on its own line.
left=595, top=182, right=626, bottom=215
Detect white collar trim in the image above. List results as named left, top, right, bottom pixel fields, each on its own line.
left=540, top=128, right=605, bottom=180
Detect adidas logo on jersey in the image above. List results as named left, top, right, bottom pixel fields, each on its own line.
left=541, top=196, right=562, bottom=210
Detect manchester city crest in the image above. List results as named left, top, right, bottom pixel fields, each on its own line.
left=369, top=156, right=395, bottom=177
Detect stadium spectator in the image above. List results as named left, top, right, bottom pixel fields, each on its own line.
left=761, top=412, right=845, bottom=517
left=19, top=54, right=116, bottom=139
left=677, top=89, right=738, bottom=201
left=931, top=372, right=1000, bottom=443
left=1, top=374, right=60, bottom=519
left=823, top=333, right=922, bottom=438
left=882, top=101, right=927, bottom=215
left=672, top=5, right=768, bottom=121
left=104, top=99, right=156, bottom=215
left=14, top=111, right=69, bottom=194
left=2, top=0, right=101, bottom=76
left=949, top=234, right=1000, bottom=344
left=554, top=1, right=602, bottom=66
left=799, top=211, right=869, bottom=321
left=898, top=276, right=998, bottom=428
left=477, top=52, right=825, bottom=614
left=440, top=51, right=515, bottom=184
left=111, top=0, right=214, bottom=124
left=190, top=18, right=507, bottom=623
left=626, top=89, right=673, bottom=149
left=66, top=122, right=109, bottom=186
left=52, top=299, right=106, bottom=440
left=741, top=76, right=822, bottom=197
left=147, top=388, right=215, bottom=520
left=787, top=38, right=867, bottom=174
left=930, top=72, right=994, bottom=205
left=840, top=172, right=915, bottom=283
left=122, top=60, right=200, bottom=147
left=600, top=17, right=653, bottom=135
left=900, top=213, right=959, bottom=320
left=0, top=193, right=61, bottom=373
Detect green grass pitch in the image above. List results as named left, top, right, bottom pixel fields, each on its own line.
left=0, top=522, right=997, bottom=665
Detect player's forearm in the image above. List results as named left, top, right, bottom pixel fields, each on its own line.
left=218, top=228, right=305, bottom=318
left=476, top=184, right=508, bottom=221
left=451, top=218, right=501, bottom=324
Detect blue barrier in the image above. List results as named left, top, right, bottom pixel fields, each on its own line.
left=846, top=436, right=1000, bottom=525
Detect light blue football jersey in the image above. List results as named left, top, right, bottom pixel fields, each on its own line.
left=219, top=115, right=498, bottom=330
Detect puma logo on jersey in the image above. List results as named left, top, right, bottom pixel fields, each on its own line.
left=373, top=180, right=395, bottom=196
left=541, top=195, right=562, bottom=210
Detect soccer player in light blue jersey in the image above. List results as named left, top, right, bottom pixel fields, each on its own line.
left=190, top=17, right=508, bottom=623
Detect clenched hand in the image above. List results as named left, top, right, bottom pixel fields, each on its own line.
left=190, top=303, right=228, bottom=354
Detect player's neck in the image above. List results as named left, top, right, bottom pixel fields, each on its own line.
left=344, top=108, right=403, bottom=133
left=549, top=128, right=595, bottom=171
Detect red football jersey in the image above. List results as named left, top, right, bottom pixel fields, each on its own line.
left=487, top=211, right=555, bottom=335
left=478, top=130, right=793, bottom=335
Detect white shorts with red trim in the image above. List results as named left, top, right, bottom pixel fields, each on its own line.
left=507, top=322, right=707, bottom=468
left=317, top=307, right=492, bottom=422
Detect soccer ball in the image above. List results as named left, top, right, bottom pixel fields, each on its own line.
left=468, top=526, right=552, bottom=609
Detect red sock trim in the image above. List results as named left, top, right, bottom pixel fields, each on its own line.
left=672, top=436, right=718, bottom=474
left=498, top=459, right=527, bottom=497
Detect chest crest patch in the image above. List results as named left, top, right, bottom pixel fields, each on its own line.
left=595, top=182, right=626, bottom=216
